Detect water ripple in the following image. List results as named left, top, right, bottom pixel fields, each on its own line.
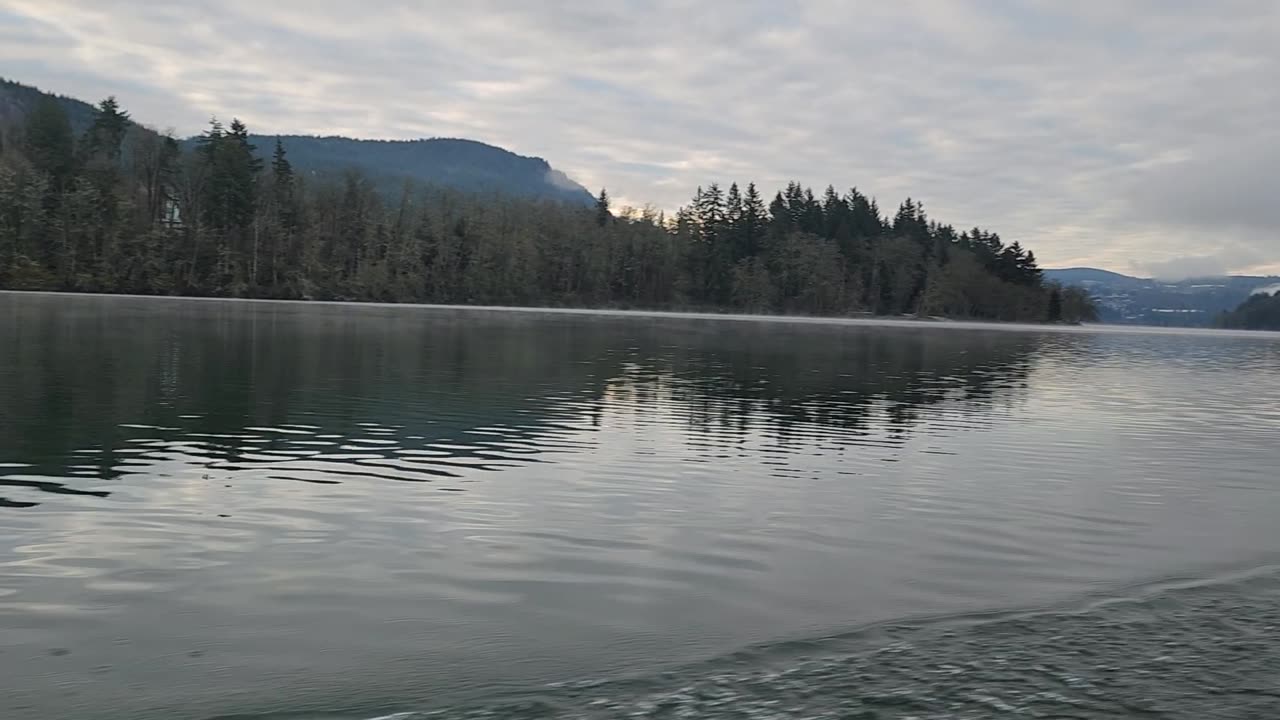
left=2, top=295, right=1280, bottom=719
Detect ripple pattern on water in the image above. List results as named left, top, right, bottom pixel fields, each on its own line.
left=2, top=295, right=1280, bottom=720
left=380, top=569, right=1280, bottom=720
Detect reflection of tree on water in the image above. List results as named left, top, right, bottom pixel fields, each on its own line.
left=0, top=299, right=622, bottom=505
left=596, top=321, right=1039, bottom=444
left=0, top=295, right=1041, bottom=507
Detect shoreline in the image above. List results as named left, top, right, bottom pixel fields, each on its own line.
left=2, top=288, right=1274, bottom=337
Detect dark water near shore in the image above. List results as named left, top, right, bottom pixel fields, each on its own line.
left=2, top=293, right=1280, bottom=719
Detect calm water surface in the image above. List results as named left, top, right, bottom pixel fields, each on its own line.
left=2, top=293, right=1280, bottom=719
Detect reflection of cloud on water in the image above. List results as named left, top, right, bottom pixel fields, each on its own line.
left=7, top=296, right=1280, bottom=720
left=0, top=296, right=1050, bottom=510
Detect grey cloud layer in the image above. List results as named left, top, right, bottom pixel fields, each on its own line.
left=2, top=0, right=1277, bottom=274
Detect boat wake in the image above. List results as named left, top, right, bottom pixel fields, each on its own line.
left=337, top=567, right=1280, bottom=719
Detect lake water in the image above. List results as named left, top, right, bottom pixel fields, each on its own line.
left=3, top=293, right=1280, bottom=719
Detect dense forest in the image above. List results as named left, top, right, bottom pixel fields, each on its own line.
left=1216, top=291, right=1280, bottom=330
left=0, top=91, right=1096, bottom=323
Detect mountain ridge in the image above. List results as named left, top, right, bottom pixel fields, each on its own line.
left=1, top=77, right=595, bottom=206
left=0, top=77, right=104, bottom=139
left=1045, top=267, right=1280, bottom=326
left=1045, top=266, right=1278, bottom=284
left=228, top=134, right=594, bottom=206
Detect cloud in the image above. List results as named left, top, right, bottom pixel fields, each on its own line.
left=1124, top=139, right=1280, bottom=276
left=545, top=168, right=584, bottom=193
left=1, top=0, right=1278, bottom=274
left=1140, top=251, right=1266, bottom=281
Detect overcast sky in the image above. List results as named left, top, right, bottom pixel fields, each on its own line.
left=2, top=1, right=1277, bottom=275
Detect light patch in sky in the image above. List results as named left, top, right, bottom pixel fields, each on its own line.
left=1, top=0, right=1277, bottom=275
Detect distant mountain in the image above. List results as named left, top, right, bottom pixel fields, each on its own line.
left=1, top=78, right=594, bottom=206
left=234, top=135, right=596, bottom=206
left=1042, top=267, right=1146, bottom=288
left=1045, top=267, right=1280, bottom=326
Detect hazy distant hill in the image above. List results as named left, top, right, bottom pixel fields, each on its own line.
left=233, top=135, right=596, bottom=206
left=1045, top=267, right=1280, bottom=326
left=1042, top=267, right=1146, bottom=288
left=1, top=78, right=594, bottom=206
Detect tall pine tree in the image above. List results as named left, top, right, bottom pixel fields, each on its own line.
left=23, top=96, right=75, bottom=189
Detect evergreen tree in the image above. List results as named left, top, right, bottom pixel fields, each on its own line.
left=695, top=183, right=725, bottom=241
left=23, top=96, right=76, bottom=188
left=270, top=138, right=296, bottom=227
left=225, top=119, right=262, bottom=230
left=740, top=182, right=766, bottom=259
left=83, top=96, right=130, bottom=162
left=271, top=138, right=293, bottom=189
left=594, top=187, right=610, bottom=226
left=196, top=118, right=226, bottom=229
left=768, top=191, right=789, bottom=236
left=799, top=187, right=823, bottom=234
left=783, top=182, right=806, bottom=228
left=724, top=182, right=743, bottom=235
left=81, top=96, right=133, bottom=229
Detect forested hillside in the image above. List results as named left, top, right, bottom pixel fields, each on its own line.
left=0, top=85, right=1096, bottom=323
left=226, top=135, right=595, bottom=206
left=2, top=78, right=593, bottom=206
left=0, top=78, right=102, bottom=137
left=1216, top=292, right=1280, bottom=330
